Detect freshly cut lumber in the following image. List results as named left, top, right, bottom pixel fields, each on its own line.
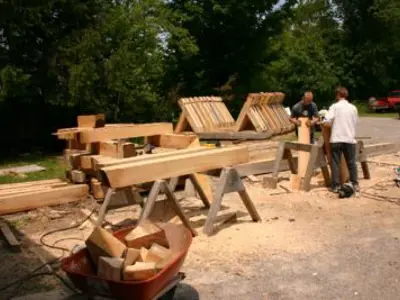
left=80, top=155, right=101, bottom=170
left=79, top=123, right=173, bottom=143
left=138, top=247, right=149, bottom=262
left=99, top=141, right=136, bottom=158
left=0, top=179, right=64, bottom=191
left=93, top=147, right=210, bottom=170
left=146, top=134, right=199, bottom=149
left=197, top=131, right=273, bottom=140
left=102, top=146, right=249, bottom=188
left=0, top=223, right=20, bottom=248
left=85, top=226, right=127, bottom=266
left=123, top=262, right=157, bottom=281
left=298, top=117, right=310, bottom=177
left=97, top=256, right=123, bottom=281
left=145, top=244, right=171, bottom=264
left=0, top=184, right=68, bottom=197
left=77, top=114, right=105, bottom=128
left=71, top=170, right=86, bottom=183
left=90, top=178, right=105, bottom=199
left=124, top=220, right=169, bottom=249
left=0, top=185, right=89, bottom=215
left=124, top=248, right=141, bottom=266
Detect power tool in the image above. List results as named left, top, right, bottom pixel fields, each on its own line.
left=338, top=183, right=355, bottom=198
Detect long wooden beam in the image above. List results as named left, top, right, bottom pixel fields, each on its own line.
left=0, top=185, right=89, bottom=215
left=79, top=123, right=173, bottom=143
left=93, top=147, right=210, bottom=170
left=101, top=146, right=249, bottom=188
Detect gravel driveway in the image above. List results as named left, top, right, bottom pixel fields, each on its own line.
left=357, top=117, right=400, bottom=144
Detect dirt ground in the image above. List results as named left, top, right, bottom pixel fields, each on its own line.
left=1, top=152, right=400, bottom=299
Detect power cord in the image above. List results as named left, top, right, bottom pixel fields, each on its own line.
left=0, top=208, right=98, bottom=298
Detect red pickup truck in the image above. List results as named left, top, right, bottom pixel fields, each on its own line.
left=368, top=90, right=400, bottom=112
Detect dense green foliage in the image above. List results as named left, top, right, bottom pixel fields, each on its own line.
left=1, top=0, right=400, bottom=154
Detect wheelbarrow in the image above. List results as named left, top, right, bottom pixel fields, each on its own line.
left=61, top=223, right=192, bottom=300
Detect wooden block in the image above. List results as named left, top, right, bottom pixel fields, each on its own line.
left=79, top=123, right=173, bottom=143
left=124, top=248, right=141, bottom=266
left=123, top=262, right=157, bottom=281
left=298, top=117, right=310, bottom=177
left=146, top=134, right=199, bottom=149
left=90, top=178, right=105, bottom=199
left=138, top=247, right=149, bottom=262
left=99, top=141, right=135, bottom=158
left=77, top=114, right=105, bottom=128
left=71, top=170, right=86, bottom=183
left=124, top=220, right=169, bottom=249
left=102, top=146, right=249, bottom=188
left=0, top=223, right=20, bottom=249
left=119, top=142, right=136, bottom=158
left=146, top=243, right=171, bottom=264
left=85, top=226, right=127, bottom=266
left=97, top=256, right=123, bottom=281
left=0, top=185, right=89, bottom=215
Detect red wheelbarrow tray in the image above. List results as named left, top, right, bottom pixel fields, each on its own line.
left=61, top=223, right=193, bottom=300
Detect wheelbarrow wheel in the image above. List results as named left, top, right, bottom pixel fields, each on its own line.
left=157, top=286, right=177, bottom=300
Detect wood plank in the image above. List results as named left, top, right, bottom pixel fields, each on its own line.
left=79, top=123, right=173, bottom=143
left=298, top=117, right=310, bottom=177
left=102, top=146, right=249, bottom=188
left=198, top=131, right=273, bottom=140
left=0, top=179, right=64, bottom=191
left=236, top=157, right=298, bottom=177
left=0, top=223, right=20, bottom=248
left=0, top=185, right=89, bottom=215
left=0, top=183, right=68, bottom=196
left=93, top=147, right=209, bottom=169
left=146, top=134, right=198, bottom=149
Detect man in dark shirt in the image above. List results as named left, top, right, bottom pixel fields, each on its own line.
left=290, top=91, right=319, bottom=144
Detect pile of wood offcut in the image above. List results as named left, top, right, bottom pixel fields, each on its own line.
left=86, top=220, right=174, bottom=281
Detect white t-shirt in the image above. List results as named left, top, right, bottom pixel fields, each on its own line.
left=324, top=99, right=358, bottom=144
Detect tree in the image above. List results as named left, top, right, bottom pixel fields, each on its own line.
left=60, top=0, right=197, bottom=122
left=167, top=0, right=295, bottom=111
left=333, top=0, right=400, bottom=98
left=253, top=0, right=344, bottom=105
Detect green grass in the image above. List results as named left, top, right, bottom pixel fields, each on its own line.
left=353, top=100, right=399, bottom=118
left=0, top=154, right=66, bottom=184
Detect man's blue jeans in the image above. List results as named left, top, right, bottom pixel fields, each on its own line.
left=331, top=142, right=358, bottom=188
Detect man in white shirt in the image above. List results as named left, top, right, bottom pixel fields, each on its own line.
left=323, top=87, right=359, bottom=193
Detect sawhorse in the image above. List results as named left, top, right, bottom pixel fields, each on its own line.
left=139, top=167, right=261, bottom=237
left=264, top=141, right=330, bottom=191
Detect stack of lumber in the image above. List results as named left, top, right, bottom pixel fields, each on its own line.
left=174, top=97, right=236, bottom=133
left=234, top=92, right=294, bottom=135
left=86, top=220, right=174, bottom=281
left=56, top=114, right=203, bottom=199
left=0, top=179, right=88, bottom=215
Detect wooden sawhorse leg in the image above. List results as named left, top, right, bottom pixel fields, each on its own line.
left=168, top=175, right=211, bottom=208
left=139, top=180, right=198, bottom=236
left=96, top=187, right=144, bottom=226
left=203, top=167, right=261, bottom=236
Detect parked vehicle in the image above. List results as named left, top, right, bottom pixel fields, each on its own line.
left=368, top=90, right=400, bottom=112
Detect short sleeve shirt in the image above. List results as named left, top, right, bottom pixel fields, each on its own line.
left=291, top=101, right=318, bottom=119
